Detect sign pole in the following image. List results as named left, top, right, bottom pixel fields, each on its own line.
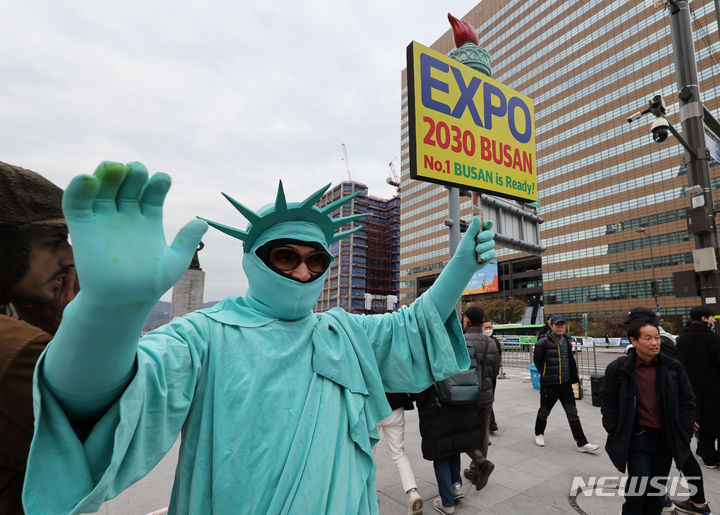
left=447, top=186, right=462, bottom=316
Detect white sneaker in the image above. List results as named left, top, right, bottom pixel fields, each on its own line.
left=407, top=489, right=423, bottom=515
left=578, top=443, right=601, bottom=454
left=535, top=434, right=545, bottom=447
left=432, top=498, right=455, bottom=514
left=451, top=481, right=463, bottom=500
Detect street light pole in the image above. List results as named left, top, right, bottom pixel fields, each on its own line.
left=637, top=228, right=660, bottom=315
left=667, top=0, right=720, bottom=305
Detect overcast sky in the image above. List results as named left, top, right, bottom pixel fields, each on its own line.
left=1, top=1, right=480, bottom=301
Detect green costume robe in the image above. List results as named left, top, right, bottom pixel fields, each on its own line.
left=24, top=294, right=467, bottom=514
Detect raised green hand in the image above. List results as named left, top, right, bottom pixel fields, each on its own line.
left=62, top=161, right=208, bottom=304
left=428, top=217, right=496, bottom=320
left=456, top=217, right=496, bottom=266
left=43, top=162, right=208, bottom=418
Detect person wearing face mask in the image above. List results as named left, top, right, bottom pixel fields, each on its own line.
left=481, top=320, right=501, bottom=433
left=22, top=161, right=496, bottom=515
left=458, top=306, right=499, bottom=495
left=677, top=306, right=720, bottom=473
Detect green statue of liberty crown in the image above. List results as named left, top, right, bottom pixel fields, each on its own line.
left=199, top=181, right=367, bottom=251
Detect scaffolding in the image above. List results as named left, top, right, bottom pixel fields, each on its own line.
left=315, top=182, right=399, bottom=314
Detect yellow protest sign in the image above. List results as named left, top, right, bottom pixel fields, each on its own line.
left=406, top=41, right=537, bottom=202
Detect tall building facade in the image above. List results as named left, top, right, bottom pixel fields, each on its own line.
left=315, top=182, right=400, bottom=314
left=400, top=0, right=720, bottom=328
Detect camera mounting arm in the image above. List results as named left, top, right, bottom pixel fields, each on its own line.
left=627, top=97, right=698, bottom=159
left=664, top=118, right=699, bottom=159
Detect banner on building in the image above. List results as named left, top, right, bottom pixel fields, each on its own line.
left=406, top=41, right=537, bottom=202
left=462, top=259, right=499, bottom=295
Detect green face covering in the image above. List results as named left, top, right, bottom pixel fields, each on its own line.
left=243, top=222, right=334, bottom=320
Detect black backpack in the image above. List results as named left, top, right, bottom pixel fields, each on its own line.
left=434, top=337, right=488, bottom=406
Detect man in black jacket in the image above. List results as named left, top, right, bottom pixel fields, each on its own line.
left=601, top=319, right=696, bottom=515
left=677, top=305, right=720, bottom=470
left=482, top=320, right=501, bottom=433
left=623, top=307, right=711, bottom=514
left=461, top=306, right=500, bottom=491
left=536, top=315, right=552, bottom=340
left=533, top=315, right=600, bottom=453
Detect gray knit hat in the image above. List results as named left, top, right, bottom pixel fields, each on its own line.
left=0, top=161, right=65, bottom=292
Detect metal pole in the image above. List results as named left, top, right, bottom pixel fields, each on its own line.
left=648, top=241, right=660, bottom=315
left=447, top=186, right=461, bottom=315
left=637, top=228, right=661, bottom=314
left=592, top=339, right=597, bottom=375
left=448, top=187, right=461, bottom=256
left=669, top=1, right=720, bottom=305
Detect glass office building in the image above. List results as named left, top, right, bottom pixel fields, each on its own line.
left=400, top=0, right=720, bottom=326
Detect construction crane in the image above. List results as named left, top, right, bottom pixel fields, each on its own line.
left=386, top=160, right=400, bottom=193
left=341, top=143, right=352, bottom=181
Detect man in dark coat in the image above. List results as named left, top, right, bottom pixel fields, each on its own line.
left=536, top=315, right=552, bottom=340
left=533, top=315, right=600, bottom=453
left=601, top=319, right=696, bottom=515
left=623, top=307, right=711, bottom=514
left=0, top=162, right=77, bottom=514
left=482, top=319, right=501, bottom=433
left=461, top=306, right=500, bottom=491
left=677, top=305, right=720, bottom=469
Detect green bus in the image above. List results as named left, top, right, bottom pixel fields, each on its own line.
left=492, top=323, right=586, bottom=352
left=492, top=324, right=544, bottom=352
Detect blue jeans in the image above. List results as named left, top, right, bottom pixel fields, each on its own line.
left=623, top=429, right=672, bottom=515
left=433, top=454, right=461, bottom=507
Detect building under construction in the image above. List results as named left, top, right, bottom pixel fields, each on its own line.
left=315, top=182, right=399, bottom=314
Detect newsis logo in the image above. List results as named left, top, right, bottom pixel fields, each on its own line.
left=570, top=476, right=699, bottom=497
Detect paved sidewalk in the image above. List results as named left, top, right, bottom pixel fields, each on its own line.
left=374, top=368, right=720, bottom=514
left=99, top=367, right=720, bottom=514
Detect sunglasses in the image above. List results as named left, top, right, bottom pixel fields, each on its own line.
left=268, top=246, right=331, bottom=274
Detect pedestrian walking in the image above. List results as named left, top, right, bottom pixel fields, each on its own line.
left=461, top=306, right=500, bottom=491
left=415, top=379, right=482, bottom=515
left=482, top=319, right=501, bottom=433
left=677, top=306, right=720, bottom=471
left=601, top=319, right=696, bottom=515
left=532, top=315, right=600, bottom=453
left=376, top=393, right=423, bottom=515
left=623, top=307, right=712, bottom=515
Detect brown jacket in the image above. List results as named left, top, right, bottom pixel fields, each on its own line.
left=0, top=315, right=50, bottom=515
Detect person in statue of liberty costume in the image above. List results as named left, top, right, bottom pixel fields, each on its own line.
left=22, top=161, right=495, bottom=515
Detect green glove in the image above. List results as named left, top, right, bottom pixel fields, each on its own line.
left=43, top=161, right=207, bottom=419
left=428, top=217, right=495, bottom=321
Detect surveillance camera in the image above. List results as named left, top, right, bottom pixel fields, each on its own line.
left=627, top=111, right=643, bottom=124
left=651, top=117, right=670, bottom=143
